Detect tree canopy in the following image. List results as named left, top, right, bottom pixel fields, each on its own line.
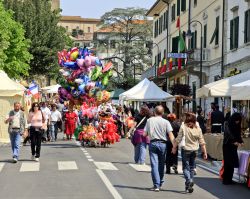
left=3, top=0, right=72, bottom=78
left=0, top=1, right=32, bottom=78
left=99, top=7, right=152, bottom=88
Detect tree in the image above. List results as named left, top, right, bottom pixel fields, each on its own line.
left=99, top=7, right=152, bottom=88
left=4, top=0, right=72, bottom=78
left=0, top=1, right=32, bottom=78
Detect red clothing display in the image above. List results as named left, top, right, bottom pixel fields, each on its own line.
left=64, top=112, right=77, bottom=136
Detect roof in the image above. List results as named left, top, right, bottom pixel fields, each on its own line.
left=60, top=16, right=101, bottom=23
left=146, top=0, right=168, bottom=17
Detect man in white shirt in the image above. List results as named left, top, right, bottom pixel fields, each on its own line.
left=40, top=102, right=51, bottom=141
left=49, top=104, right=62, bottom=142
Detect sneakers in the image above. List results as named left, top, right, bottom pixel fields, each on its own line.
left=31, top=155, right=35, bottom=161
left=35, top=158, right=39, bottom=162
left=185, top=182, right=194, bottom=193
left=13, top=158, right=18, bottom=163
left=150, top=187, right=160, bottom=192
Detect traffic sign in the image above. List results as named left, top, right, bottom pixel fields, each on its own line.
left=167, top=53, right=187, bottom=59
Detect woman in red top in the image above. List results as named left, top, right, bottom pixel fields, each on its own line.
left=64, top=108, right=78, bottom=140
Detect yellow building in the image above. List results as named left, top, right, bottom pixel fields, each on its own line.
left=59, top=16, right=101, bottom=47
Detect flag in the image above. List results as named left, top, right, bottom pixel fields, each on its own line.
left=178, top=58, right=182, bottom=71
left=176, top=17, right=180, bottom=29
left=28, top=82, right=39, bottom=99
left=169, top=58, right=173, bottom=71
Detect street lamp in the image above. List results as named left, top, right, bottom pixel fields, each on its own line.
left=187, top=20, right=203, bottom=106
left=152, top=42, right=160, bottom=78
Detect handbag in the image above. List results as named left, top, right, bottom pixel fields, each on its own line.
left=179, top=122, right=186, bottom=148
left=129, top=117, right=146, bottom=136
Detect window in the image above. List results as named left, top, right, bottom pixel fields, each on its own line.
left=204, top=24, right=207, bottom=48
left=88, top=27, right=91, bottom=33
left=181, top=0, right=186, bottom=12
left=155, top=56, right=157, bottom=66
left=66, top=26, right=68, bottom=30
left=245, top=9, right=250, bottom=43
left=215, top=16, right=219, bottom=45
left=110, top=40, right=116, bottom=49
left=230, top=17, right=239, bottom=49
left=190, top=31, right=197, bottom=49
left=164, top=49, right=166, bottom=58
left=172, top=4, right=176, bottom=21
left=154, top=21, right=157, bottom=38
left=172, top=36, right=179, bottom=53
left=164, top=12, right=166, bottom=30
left=177, top=0, right=180, bottom=16
left=194, top=0, right=197, bottom=7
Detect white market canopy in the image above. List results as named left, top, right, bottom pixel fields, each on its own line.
left=0, top=70, right=25, bottom=96
left=196, top=70, right=250, bottom=98
left=232, top=80, right=250, bottom=100
left=41, top=84, right=61, bottom=94
left=119, top=79, right=174, bottom=102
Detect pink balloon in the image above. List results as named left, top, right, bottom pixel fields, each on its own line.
left=90, top=56, right=97, bottom=66
left=85, top=56, right=91, bottom=67
left=66, top=93, right=73, bottom=100
left=77, top=59, right=85, bottom=68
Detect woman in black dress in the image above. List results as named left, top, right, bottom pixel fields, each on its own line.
left=222, top=112, right=244, bottom=185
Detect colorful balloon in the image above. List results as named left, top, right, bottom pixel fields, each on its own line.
left=76, top=58, right=85, bottom=68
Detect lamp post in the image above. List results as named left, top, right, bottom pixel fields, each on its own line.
left=187, top=20, right=203, bottom=106
left=152, top=42, right=160, bottom=78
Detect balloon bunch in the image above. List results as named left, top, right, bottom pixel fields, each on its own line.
left=57, top=47, right=113, bottom=105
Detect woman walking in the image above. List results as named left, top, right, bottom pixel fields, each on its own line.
left=165, top=113, right=180, bottom=174
left=64, top=107, right=78, bottom=140
left=27, top=102, right=46, bottom=162
left=222, top=112, right=243, bottom=185
left=172, top=113, right=207, bottom=193
left=131, top=106, right=150, bottom=164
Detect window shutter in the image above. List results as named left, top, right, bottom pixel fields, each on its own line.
left=165, top=11, right=168, bottom=30
left=177, top=0, right=180, bottom=16
left=163, top=12, right=166, bottom=30
left=215, top=16, right=219, bottom=45
left=194, top=30, right=197, bottom=49
left=230, top=19, right=233, bottom=50
left=245, top=11, right=248, bottom=43
left=181, top=0, right=186, bottom=12
left=235, top=17, right=239, bottom=48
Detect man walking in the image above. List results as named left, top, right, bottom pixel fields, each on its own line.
left=211, top=105, right=224, bottom=133
left=49, top=104, right=62, bottom=142
left=5, top=102, right=27, bottom=163
left=144, top=105, right=175, bottom=191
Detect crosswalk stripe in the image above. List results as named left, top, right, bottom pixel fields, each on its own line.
left=88, top=159, right=94, bottom=162
left=58, top=161, right=78, bottom=170
left=129, top=163, right=151, bottom=172
left=0, top=163, right=5, bottom=172
left=20, top=162, right=40, bottom=172
left=94, top=162, right=118, bottom=170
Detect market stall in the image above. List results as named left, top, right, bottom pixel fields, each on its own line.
left=0, top=70, right=26, bottom=143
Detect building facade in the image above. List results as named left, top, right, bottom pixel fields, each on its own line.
left=58, top=16, right=100, bottom=47
left=51, top=0, right=60, bottom=10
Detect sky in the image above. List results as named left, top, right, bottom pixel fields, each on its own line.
left=60, top=0, right=156, bottom=18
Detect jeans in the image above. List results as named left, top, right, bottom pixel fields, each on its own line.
left=9, top=131, right=21, bottom=159
left=30, top=128, right=43, bottom=158
left=134, top=142, right=147, bottom=164
left=49, top=122, right=58, bottom=141
left=181, top=149, right=197, bottom=185
left=149, top=141, right=167, bottom=188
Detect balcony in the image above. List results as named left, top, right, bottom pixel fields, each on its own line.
left=141, top=65, right=156, bottom=80
left=188, top=48, right=211, bottom=62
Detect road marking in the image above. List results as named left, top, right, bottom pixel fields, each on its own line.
left=86, top=155, right=92, bottom=159
left=20, top=162, right=39, bottom=172
left=96, top=169, right=122, bottom=199
left=58, top=161, right=78, bottom=170
left=94, top=162, right=118, bottom=171
left=88, top=159, right=94, bottom=162
left=129, top=163, right=151, bottom=172
left=0, top=163, right=5, bottom=172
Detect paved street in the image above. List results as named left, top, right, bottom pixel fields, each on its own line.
left=0, top=133, right=249, bottom=199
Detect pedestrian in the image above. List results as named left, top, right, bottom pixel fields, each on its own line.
left=211, top=105, right=224, bottom=134
left=131, top=105, right=150, bottom=165
left=40, top=102, right=51, bottom=141
left=197, top=108, right=206, bottom=134
left=49, top=104, right=62, bottom=142
left=165, top=113, right=180, bottom=174
left=27, top=102, right=46, bottom=162
left=144, top=105, right=175, bottom=192
left=64, top=107, right=78, bottom=140
left=222, top=112, right=244, bottom=185
left=5, top=102, right=28, bottom=163
left=172, top=112, right=207, bottom=193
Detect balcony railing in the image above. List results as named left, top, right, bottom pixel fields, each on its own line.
left=188, top=48, right=211, bottom=62
left=141, top=65, right=156, bottom=80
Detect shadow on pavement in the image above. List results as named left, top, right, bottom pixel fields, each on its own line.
left=42, top=143, right=80, bottom=148
left=194, top=177, right=249, bottom=198
left=114, top=185, right=186, bottom=194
